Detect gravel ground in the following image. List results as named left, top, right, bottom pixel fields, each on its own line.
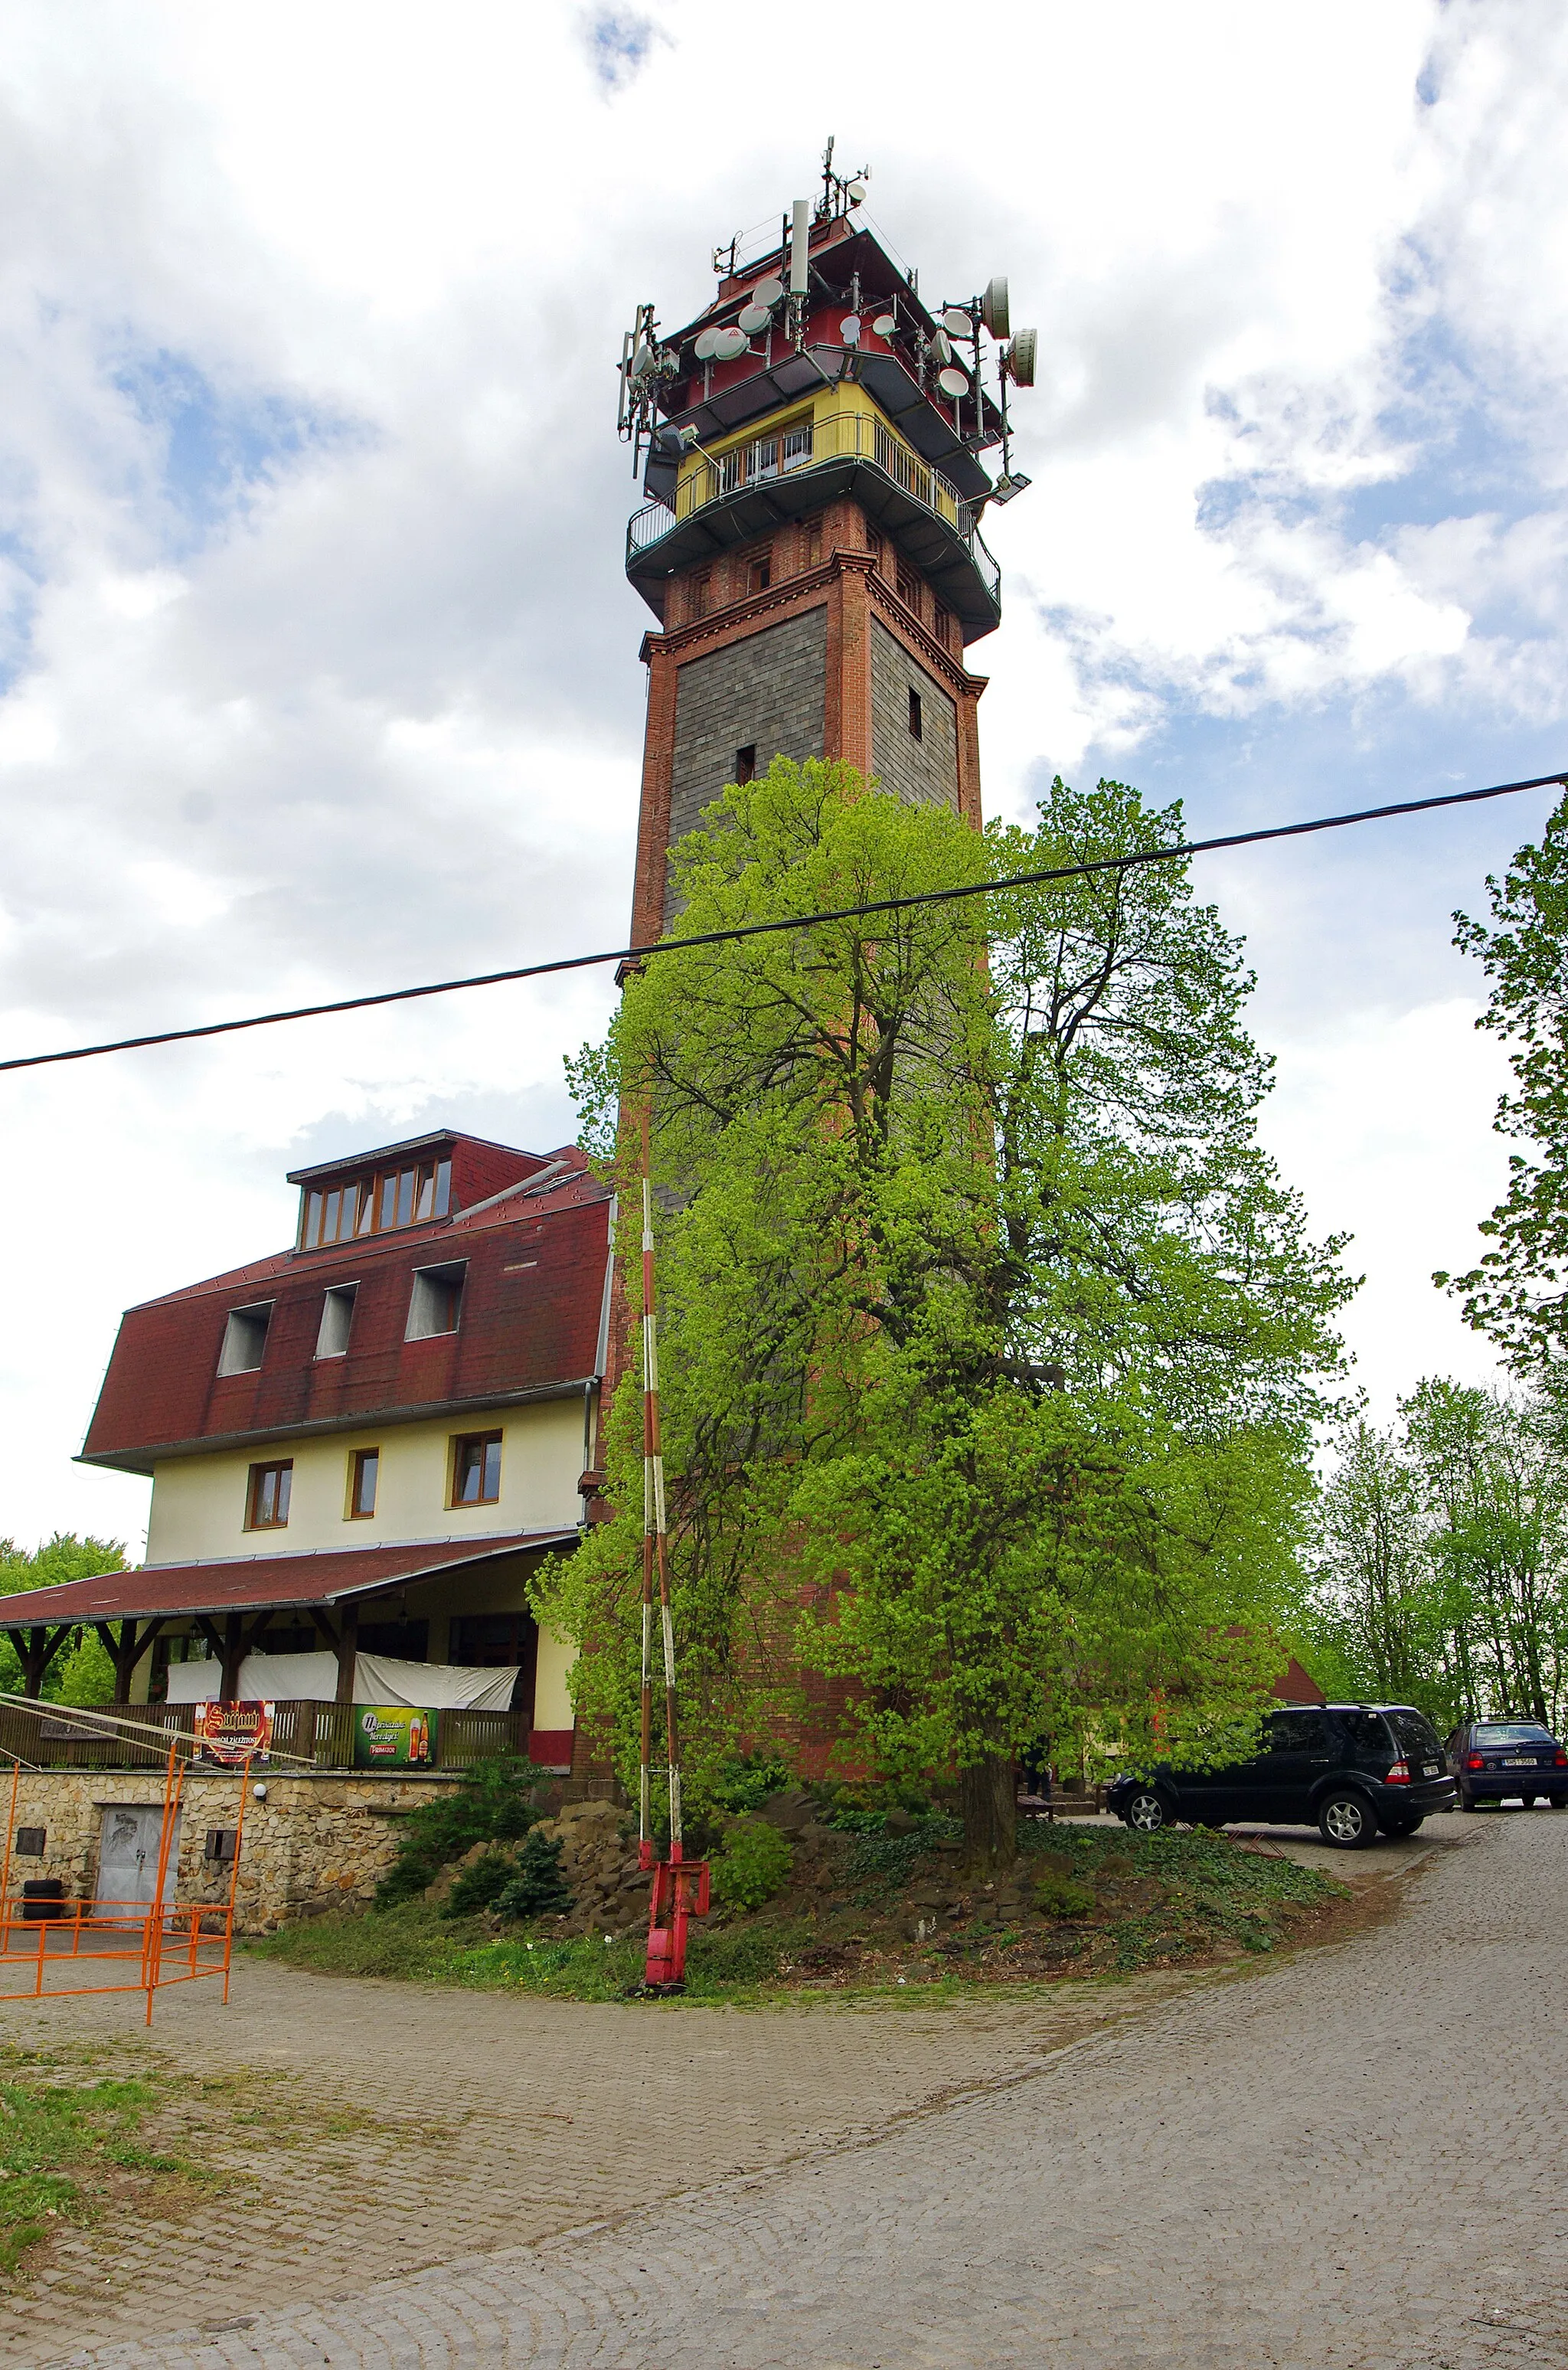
left=34, top=1806, right=1566, bottom=2370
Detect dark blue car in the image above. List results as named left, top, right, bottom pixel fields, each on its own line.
left=1446, top=1719, right=1568, bottom=1811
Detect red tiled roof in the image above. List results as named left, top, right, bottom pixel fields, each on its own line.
left=81, top=1148, right=614, bottom=1473
left=0, top=1533, right=577, bottom=1627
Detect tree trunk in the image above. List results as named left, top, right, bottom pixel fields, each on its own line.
left=959, top=1741, right=1017, bottom=1870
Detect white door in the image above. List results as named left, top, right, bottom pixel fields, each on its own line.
left=95, top=1806, right=181, bottom=1911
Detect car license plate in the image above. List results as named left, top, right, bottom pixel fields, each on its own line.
left=1423, top=1763, right=1440, bottom=1777
left=1503, top=1757, right=1536, bottom=1767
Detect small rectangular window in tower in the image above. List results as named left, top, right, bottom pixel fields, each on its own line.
left=802, top=515, right=822, bottom=568
left=934, top=605, right=954, bottom=652
left=866, top=530, right=884, bottom=572
left=735, top=745, right=757, bottom=784
left=452, top=1430, right=502, bottom=1507
left=747, top=551, right=772, bottom=595
left=689, top=570, right=710, bottom=620
left=247, top=1460, right=292, bottom=1531
left=348, top=1447, right=379, bottom=1519
left=908, top=687, right=923, bottom=741
left=896, top=562, right=920, bottom=615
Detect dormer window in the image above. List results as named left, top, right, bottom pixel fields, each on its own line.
left=300, top=1156, right=452, bottom=1250
left=217, top=1304, right=272, bottom=1377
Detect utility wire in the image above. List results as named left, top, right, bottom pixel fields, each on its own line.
left=2, top=767, right=1563, bottom=1078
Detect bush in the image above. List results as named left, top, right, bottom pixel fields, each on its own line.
left=818, top=1778, right=937, bottom=1833
left=374, top=1757, right=543, bottom=1907
left=442, top=1850, right=519, bottom=1920
left=494, top=1829, right=574, bottom=1921
left=710, top=1817, right=793, bottom=1911
left=1034, top=1872, right=1096, bottom=1919
left=708, top=1751, right=792, bottom=1816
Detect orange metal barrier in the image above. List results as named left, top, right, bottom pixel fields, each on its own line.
left=0, top=1732, right=250, bottom=2024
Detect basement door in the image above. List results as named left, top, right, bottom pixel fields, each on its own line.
left=94, top=1805, right=182, bottom=1912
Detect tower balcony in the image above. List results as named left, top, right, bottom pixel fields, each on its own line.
left=626, top=404, right=1002, bottom=642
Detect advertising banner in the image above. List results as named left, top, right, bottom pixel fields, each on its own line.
left=352, top=1705, right=436, bottom=1767
left=193, top=1700, right=273, bottom=1765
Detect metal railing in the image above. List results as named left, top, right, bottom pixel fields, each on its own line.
left=0, top=1700, right=533, bottom=1773
left=627, top=407, right=1000, bottom=605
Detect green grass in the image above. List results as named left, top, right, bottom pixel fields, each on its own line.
left=0, top=2064, right=190, bottom=2278
left=251, top=1828, right=1343, bottom=2003
left=1011, top=1822, right=1340, bottom=1970
left=250, top=1901, right=812, bottom=2002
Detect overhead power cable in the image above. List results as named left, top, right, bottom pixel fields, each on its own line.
left=2, top=767, right=1563, bottom=1078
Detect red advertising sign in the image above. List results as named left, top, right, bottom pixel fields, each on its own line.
left=193, top=1700, right=273, bottom=1765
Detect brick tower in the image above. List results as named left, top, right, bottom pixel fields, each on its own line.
left=616, top=146, right=1035, bottom=942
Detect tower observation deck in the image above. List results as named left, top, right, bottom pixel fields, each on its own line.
left=616, top=148, right=1035, bottom=943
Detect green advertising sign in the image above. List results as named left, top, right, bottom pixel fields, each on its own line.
left=352, top=1705, right=437, bottom=1768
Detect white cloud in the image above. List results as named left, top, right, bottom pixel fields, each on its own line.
left=2, top=0, right=1567, bottom=1542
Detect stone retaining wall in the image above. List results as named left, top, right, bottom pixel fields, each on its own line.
left=2, top=1769, right=464, bottom=1934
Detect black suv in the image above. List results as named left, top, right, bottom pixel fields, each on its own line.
left=1106, top=1704, right=1456, bottom=1849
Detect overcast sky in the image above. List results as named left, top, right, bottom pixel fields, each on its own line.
left=3, top=0, right=1566, bottom=1556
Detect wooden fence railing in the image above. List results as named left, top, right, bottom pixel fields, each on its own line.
left=0, top=1700, right=532, bottom=1773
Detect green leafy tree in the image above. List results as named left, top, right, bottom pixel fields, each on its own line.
left=0, top=1535, right=127, bottom=1703
left=545, top=762, right=1352, bottom=1864
left=1302, top=1381, right=1568, bottom=1729
left=1441, top=796, right=1568, bottom=1371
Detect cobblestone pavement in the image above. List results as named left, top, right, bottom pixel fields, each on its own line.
left=26, top=1809, right=1565, bottom=2370
left=1, top=1909, right=1216, bottom=2362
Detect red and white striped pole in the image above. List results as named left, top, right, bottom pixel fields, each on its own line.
left=637, top=1107, right=707, bottom=1989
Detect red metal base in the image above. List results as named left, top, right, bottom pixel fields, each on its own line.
left=643, top=1852, right=710, bottom=1990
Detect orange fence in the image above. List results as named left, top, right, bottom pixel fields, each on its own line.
left=0, top=1722, right=251, bottom=2024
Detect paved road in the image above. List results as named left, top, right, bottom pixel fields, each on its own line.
left=51, top=1811, right=1568, bottom=2370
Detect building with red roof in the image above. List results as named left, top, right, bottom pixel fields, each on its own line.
left=2, top=1130, right=614, bottom=1776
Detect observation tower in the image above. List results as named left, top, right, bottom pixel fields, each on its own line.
left=615, top=142, right=1036, bottom=941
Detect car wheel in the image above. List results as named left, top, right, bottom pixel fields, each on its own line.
left=1550, top=1796, right=1568, bottom=1809
left=1318, top=1791, right=1379, bottom=1849
left=1459, top=1788, right=1479, bottom=1813
left=1122, top=1790, right=1168, bottom=1833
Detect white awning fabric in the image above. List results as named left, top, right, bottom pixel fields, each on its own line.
left=163, top=1651, right=518, bottom=1711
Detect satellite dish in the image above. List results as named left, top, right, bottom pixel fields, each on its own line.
left=942, top=306, right=972, bottom=338
left=847, top=179, right=868, bottom=204
left=737, top=302, right=773, bottom=335
left=981, top=276, right=1010, bottom=338
left=629, top=343, right=657, bottom=380
left=694, top=326, right=720, bottom=361
left=928, top=329, right=952, bottom=365
left=871, top=312, right=897, bottom=338
left=753, top=276, right=785, bottom=309
left=840, top=313, right=862, bottom=345
left=937, top=364, right=970, bottom=400
left=712, top=325, right=750, bottom=361
left=1008, top=328, right=1037, bottom=387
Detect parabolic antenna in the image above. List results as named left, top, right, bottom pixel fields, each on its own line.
left=737, top=302, right=773, bottom=335
left=942, top=306, right=972, bottom=338
left=1008, top=328, right=1037, bottom=386
left=928, top=329, right=952, bottom=365
left=847, top=178, right=868, bottom=204
left=753, top=276, right=785, bottom=309
left=630, top=343, right=657, bottom=380
left=937, top=364, right=970, bottom=400
left=981, top=276, right=1010, bottom=338
left=694, top=326, right=720, bottom=361
left=840, top=313, right=862, bottom=345
left=712, top=325, right=750, bottom=361
left=871, top=312, right=897, bottom=337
